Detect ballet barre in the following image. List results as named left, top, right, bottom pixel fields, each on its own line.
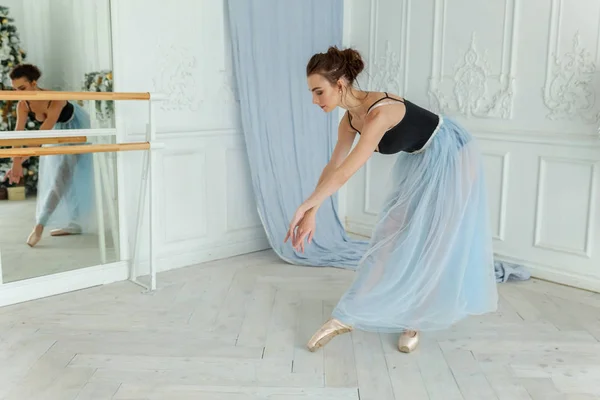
left=0, top=142, right=158, bottom=157
left=5, top=129, right=117, bottom=139
left=0, top=136, right=88, bottom=147
left=0, top=91, right=153, bottom=101
left=0, top=90, right=165, bottom=292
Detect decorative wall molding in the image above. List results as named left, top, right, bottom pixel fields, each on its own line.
left=366, top=0, right=411, bottom=96
left=482, top=151, right=510, bottom=241
left=399, top=0, right=411, bottom=96
left=363, top=154, right=397, bottom=217
left=543, top=0, right=600, bottom=125
left=225, top=147, right=262, bottom=232
left=161, top=149, right=208, bottom=245
left=152, top=44, right=202, bottom=112
left=533, top=156, right=597, bottom=258
left=366, top=0, right=379, bottom=90
left=346, top=0, right=600, bottom=293
left=369, top=40, right=402, bottom=94
left=472, top=129, right=600, bottom=148
left=543, top=32, right=600, bottom=124
left=428, top=0, right=518, bottom=119
left=429, top=32, right=515, bottom=119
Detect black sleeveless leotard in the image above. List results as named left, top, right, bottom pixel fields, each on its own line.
left=26, top=100, right=74, bottom=124
left=348, top=93, right=441, bottom=155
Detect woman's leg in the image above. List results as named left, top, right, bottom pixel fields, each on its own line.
left=308, top=122, right=496, bottom=353
left=306, top=207, right=416, bottom=352
left=307, top=175, right=417, bottom=352
left=27, top=154, right=78, bottom=246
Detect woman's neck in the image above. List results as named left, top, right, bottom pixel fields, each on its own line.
left=340, top=88, right=370, bottom=115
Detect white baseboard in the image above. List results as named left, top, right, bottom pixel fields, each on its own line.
left=160, top=236, right=271, bottom=274
left=345, top=220, right=375, bottom=238
left=345, top=219, right=600, bottom=294
left=493, top=253, right=600, bottom=294
left=132, top=235, right=271, bottom=277
left=0, top=261, right=129, bottom=308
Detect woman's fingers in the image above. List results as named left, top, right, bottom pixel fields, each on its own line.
left=293, top=228, right=314, bottom=252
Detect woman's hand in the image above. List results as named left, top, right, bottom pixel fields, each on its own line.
left=293, top=210, right=317, bottom=252
left=4, top=160, right=24, bottom=184
left=284, top=205, right=317, bottom=252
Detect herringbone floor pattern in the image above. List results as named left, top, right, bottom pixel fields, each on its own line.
left=1, top=250, right=599, bottom=399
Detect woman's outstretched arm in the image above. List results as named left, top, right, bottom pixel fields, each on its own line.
left=310, top=111, right=357, bottom=211
left=285, top=109, right=394, bottom=247
left=301, top=109, right=389, bottom=210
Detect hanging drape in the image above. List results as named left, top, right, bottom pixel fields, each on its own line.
left=226, top=0, right=369, bottom=269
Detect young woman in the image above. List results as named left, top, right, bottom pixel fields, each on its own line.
left=5, top=63, right=94, bottom=247
left=285, top=47, right=498, bottom=353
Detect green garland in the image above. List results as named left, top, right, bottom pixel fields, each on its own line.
left=82, top=70, right=114, bottom=122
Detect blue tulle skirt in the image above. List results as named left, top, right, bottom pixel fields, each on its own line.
left=332, top=117, right=499, bottom=332
left=35, top=102, right=95, bottom=232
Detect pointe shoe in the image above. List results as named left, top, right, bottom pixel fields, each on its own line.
left=50, top=224, right=82, bottom=236
left=26, top=225, right=44, bottom=247
left=398, top=330, right=419, bottom=353
left=307, top=318, right=353, bottom=352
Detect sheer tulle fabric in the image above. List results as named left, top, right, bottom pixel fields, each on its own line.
left=35, top=102, right=96, bottom=232
left=332, top=117, right=498, bottom=332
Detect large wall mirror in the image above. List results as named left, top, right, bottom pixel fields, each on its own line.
left=0, top=0, right=119, bottom=284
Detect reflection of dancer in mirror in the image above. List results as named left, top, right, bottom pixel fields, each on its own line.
left=5, top=63, right=95, bottom=247
left=285, top=47, right=498, bottom=353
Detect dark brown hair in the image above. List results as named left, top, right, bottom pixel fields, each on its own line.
left=9, top=63, right=41, bottom=82
left=306, top=46, right=365, bottom=86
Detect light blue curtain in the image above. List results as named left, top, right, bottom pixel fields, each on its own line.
left=226, top=0, right=369, bottom=269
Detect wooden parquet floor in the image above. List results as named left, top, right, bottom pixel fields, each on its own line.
left=1, top=250, right=599, bottom=399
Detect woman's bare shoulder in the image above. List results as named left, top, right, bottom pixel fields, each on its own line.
left=381, top=91, right=405, bottom=102
left=16, top=100, right=28, bottom=111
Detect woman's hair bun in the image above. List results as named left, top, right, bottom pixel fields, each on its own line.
left=306, top=46, right=365, bottom=85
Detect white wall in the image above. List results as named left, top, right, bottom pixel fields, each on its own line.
left=344, top=0, right=600, bottom=292
left=111, top=0, right=269, bottom=274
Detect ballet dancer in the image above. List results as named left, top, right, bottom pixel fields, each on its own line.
left=6, top=63, right=95, bottom=247
left=285, top=46, right=498, bottom=353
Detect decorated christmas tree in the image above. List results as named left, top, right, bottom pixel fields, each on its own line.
left=0, top=5, right=26, bottom=130
left=0, top=6, right=40, bottom=196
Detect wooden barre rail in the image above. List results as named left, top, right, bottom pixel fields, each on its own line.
left=0, top=91, right=151, bottom=101
left=0, top=136, right=88, bottom=147
left=0, top=142, right=150, bottom=157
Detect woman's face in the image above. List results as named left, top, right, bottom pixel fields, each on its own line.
left=307, top=73, right=340, bottom=113
left=11, top=77, right=36, bottom=91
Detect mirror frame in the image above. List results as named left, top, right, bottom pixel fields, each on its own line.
left=0, top=0, right=134, bottom=307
